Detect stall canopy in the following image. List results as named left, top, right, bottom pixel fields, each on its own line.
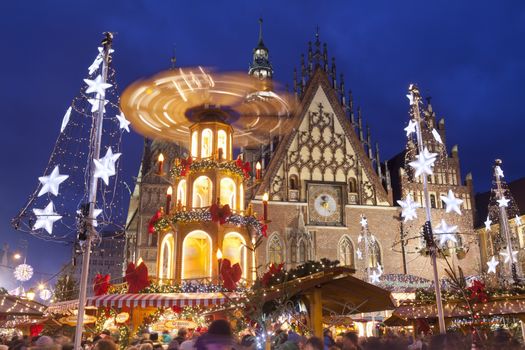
left=47, top=292, right=239, bottom=314
left=0, top=294, right=46, bottom=317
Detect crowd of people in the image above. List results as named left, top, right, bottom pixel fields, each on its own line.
left=0, top=321, right=524, bottom=350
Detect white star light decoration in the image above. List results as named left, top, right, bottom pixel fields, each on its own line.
left=431, top=129, right=443, bottom=144
left=92, top=208, right=103, bottom=227
left=370, top=270, right=382, bottom=284
left=93, top=147, right=121, bottom=185
left=39, top=289, right=53, bottom=301
left=497, top=196, right=510, bottom=208
left=516, top=215, right=523, bottom=226
left=14, top=264, right=34, bottom=282
left=397, top=193, right=420, bottom=222
left=495, top=166, right=504, bottom=178
left=84, top=75, right=112, bottom=97
left=60, top=106, right=72, bottom=133
left=409, top=147, right=438, bottom=177
left=404, top=120, right=417, bottom=137
left=32, top=201, right=62, bottom=234
left=356, top=248, right=363, bottom=260
left=116, top=112, right=131, bottom=132
left=484, top=216, right=492, bottom=231
left=359, top=216, right=368, bottom=228
left=500, top=250, right=518, bottom=264
left=486, top=256, right=499, bottom=274
left=88, top=97, right=108, bottom=113
left=440, top=190, right=463, bottom=215
left=434, top=219, right=458, bottom=246
left=406, top=92, right=415, bottom=105
left=38, top=166, right=69, bottom=197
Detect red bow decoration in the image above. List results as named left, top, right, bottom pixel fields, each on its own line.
left=259, top=218, right=268, bottom=237
left=236, top=158, right=251, bottom=178
left=220, top=258, right=242, bottom=291
left=148, top=210, right=163, bottom=234
left=172, top=305, right=182, bottom=314
left=467, top=280, right=489, bottom=304
left=125, top=262, right=149, bottom=293
left=93, top=273, right=111, bottom=296
left=180, top=156, right=193, bottom=176
left=261, top=263, right=284, bottom=287
left=30, top=324, right=43, bottom=337
left=210, top=204, right=232, bottom=224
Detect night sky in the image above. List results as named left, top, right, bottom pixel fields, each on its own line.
left=1, top=1, right=524, bottom=287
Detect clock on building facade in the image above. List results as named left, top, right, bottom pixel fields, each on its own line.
left=307, top=182, right=345, bottom=226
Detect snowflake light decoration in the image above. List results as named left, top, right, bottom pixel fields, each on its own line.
left=14, top=263, right=34, bottom=282
left=39, top=289, right=53, bottom=301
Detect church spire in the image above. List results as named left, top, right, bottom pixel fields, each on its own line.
left=248, top=18, right=273, bottom=82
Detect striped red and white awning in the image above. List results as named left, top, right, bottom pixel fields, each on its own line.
left=47, top=293, right=238, bottom=314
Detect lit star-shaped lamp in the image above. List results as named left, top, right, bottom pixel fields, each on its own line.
left=497, top=196, right=510, bottom=208
left=486, top=256, right=499, bottom=274
left=359, top=215, right=368, bottom=228
left=93, top=147, right=122, bottom=185
left=440, top=190, right=464, bottom=215
left=32, top=201, right=62, bottom=234
left=84, top=75, right=112, bottom=97
left=409, top=147, right=438, bottom=177
left=404, top=120, right=417, bottom=137
left=434, top=219, right=458, bottom=246
left=60, top=106, right=72, bottom=133
left=397, top=193, right=420, bottom=222
left=88, top=97, right=108, bottom=113
left=38, top=166, right=69, bottom=197
left=116, top=112, right=131, bottom=132
left=495, top=166, right=504, bottom=178
left=369, top=270, right=382, bottom=284
left=356, top=248, right=363, bottom=260
left=406, top=92, right=415, bottom=106
left=516, top=215, right=522, bottom=226
left=91, top=208, right=103, bottom=227
left=500, top=249, right=518, bottom=264
left=376, top=263, right=383, bottom=275
left=484, top=216, right=492, bottom=231
left=431, top=129, right=443, bottom=144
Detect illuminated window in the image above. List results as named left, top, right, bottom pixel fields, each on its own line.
left=240, top=183, right=244, bottom=212
left=267, top=233, right=283, bottom=264
left=192, top=176, right=212, bottom=208
left=339, top=235, right=354, bottom=267
left=222, top=232, right=247, bottom=279
left=182, top=230, right=211, bottom=280
left=201, top=128, right=213, bottom=158
left=220, top=177, right=236, bottom=209
left=191, top=131, right=198, bottom=158
left=177, top=180, right=187, bottom=207
left=218, top=130, right=227, bottom=160
left=159, top=233, right=174, bottom=280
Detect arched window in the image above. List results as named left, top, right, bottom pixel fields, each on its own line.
left=267, top=233, right=284, bottom=265
left=177, top=180, right=187, bottom=208
left=191, top=131, right=198, bottom=158
left=289, top=175, right=299, bottom=190
left=192, top=176, right=212, bottom=208
left=182, top=230, right=211, bottom=280
left=217, top=130, right=227, bottom=160
left=159, top=233, right=175, bottom=280
left=298, top=239, right=308, bottom=263
left=222, top=232, right=247, bottom=279
left=220, top=177, right=236, bottom=209
left=201, top=129, right=213, bottom=158
left=368, top=238, right=382, bottom=268
left=348, top=177, right=358, bottom=193
left=430, top=194, right=437, bottom=208
left=338, top=235, right=354, bottom=267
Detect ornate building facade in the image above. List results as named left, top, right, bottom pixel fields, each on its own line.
left=125, top=26, right=481, bottom=282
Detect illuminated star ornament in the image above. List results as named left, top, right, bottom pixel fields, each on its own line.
left=495, top=166, right=504, bottom=178
left=359, top=216, right=368, bottom=228
left=497, top=196, right=510, bottom=208
left=38, top=166, right=69, bottom=197
left=409, top=147, right=437, bottom=177
left=14, top=264, right=34, bottom=282
left=431, top=129, right=443, bottom=144
left=91, top=208, right=103, bottom=227
left=84, top=75, right=112, bottom=97
left=486, top=256, right=499, bottom=274
left=60, top=106, right=72, bottom=133
left=116, top=112, right=131, bottom=132
left=484, top=216, right=492, bottom=231
left=88, top=97, right=108, bottom=113
left=500, top=250, right=518, bottom=264
left=93, top=147, right=122, bottom=185
left=516, top=215, right=522, bottom=226
left=406, top=92, right=415, bottom=105
left=397, top=193, right=420, bottom=222
left=434, top=219, right=458, bottom=246
left=376, top=263, right=383, bottom=275
left=32, top=201, right=62, bottom=234
left=404, top=120, right=417, bottom=137
left=440, top=190, right=463, bottom=215
left=370, top=270, right=382, bottom=284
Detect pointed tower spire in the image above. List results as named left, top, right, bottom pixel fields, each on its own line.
left=307, top=41, right=313, bottom=76
left=331, top=57, right=337, bottom=88
left=312, top=26, right=323, bottom=68
left=358, top=107, right=364, bottom=142
left=248, top=18, right=273, bottom=83
left=170, top=45, right=176, bottom=70
left=340, top=74, right=346, bottom=107
left=293, top=67, right=298, bottom=97
left=300, top=53, right=306, bottom=91
left=323, top=43, right=329, bottom=72
left=366, top=124, right=373, bottom=159
left=375, top=142, right=382, bottom=179
left=348, top=89, right=355, bottom=125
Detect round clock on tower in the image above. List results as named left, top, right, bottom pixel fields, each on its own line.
left=307, top=182, right=344, bottom=226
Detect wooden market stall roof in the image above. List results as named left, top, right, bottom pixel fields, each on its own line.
left=393, top=295, right=525, bottom=319
left=0, top=294, right=46, bottom=317
left=265, top=267, right=395, bottom=315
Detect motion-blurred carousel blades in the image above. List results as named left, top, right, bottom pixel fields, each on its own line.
left=120, top=67, right=295, bottom=146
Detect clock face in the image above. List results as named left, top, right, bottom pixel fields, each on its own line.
left=307, top=182, right=344, bottom=226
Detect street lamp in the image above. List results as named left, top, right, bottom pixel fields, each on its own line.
left=26, top=289, right=36, bottom=301
left=13, top=253, right=21, bottom=260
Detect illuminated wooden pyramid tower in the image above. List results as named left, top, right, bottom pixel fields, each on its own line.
left=120, top=67, right=291, bottom=285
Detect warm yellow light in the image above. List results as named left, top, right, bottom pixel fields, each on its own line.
left=38, top=284, right=45, bottom=290
left=262, top=192, right=269, bottom=202
left=216, top=249, right=223, bottom=260
left=158, top=153, right=164, bottom=162
left=26, top=289, right=36, bottom=301
left=137, top=257, right=143, bottom=265
left=256, top=161, right=261, bottom=170
left=13, top=253, right=21, bottom=260
left=167, top=186, right=173, bottom=195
